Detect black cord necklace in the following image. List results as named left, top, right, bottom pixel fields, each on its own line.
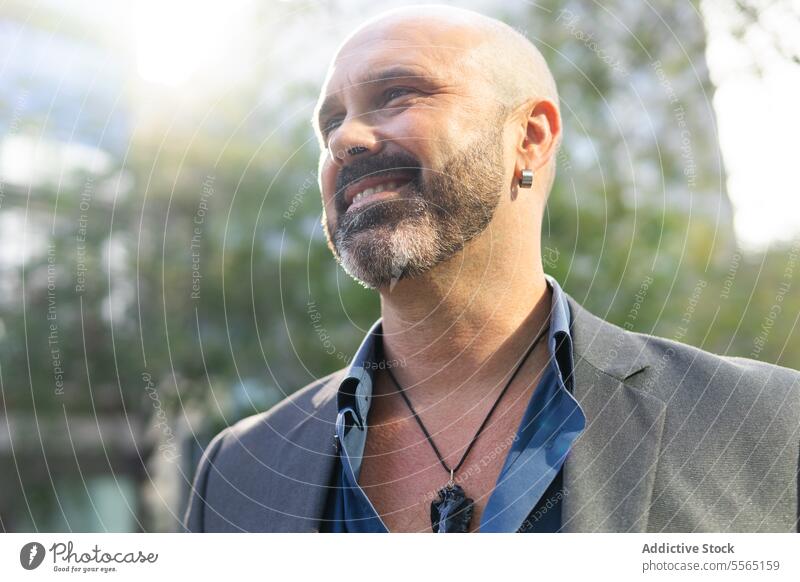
left=381, top=322, right=550, bottom=533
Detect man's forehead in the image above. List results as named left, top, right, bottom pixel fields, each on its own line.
left=321, top=17, right=488, bottom=94
left=325, top=44, right=451, bottom=93
left=311, top=13, right=507, bottom=136
left=323, top=59, right=438, bottom=98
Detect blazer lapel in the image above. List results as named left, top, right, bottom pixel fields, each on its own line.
left=560, top=294, right=667, bottom=532
left=265, top=372, right=341, bottom=532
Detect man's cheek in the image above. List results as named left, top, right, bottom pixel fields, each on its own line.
left=319, top=175, right=337, bottom=211
left=319, top=157, right=335, bottom=198
left=322, top=207, right=338, bottom=244
left=322, top=196, right=340, bottom=227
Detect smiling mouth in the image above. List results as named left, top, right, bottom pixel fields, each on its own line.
left=349, top=180, right=406, bottom=210
left=344, top=172, right=416, bottom=211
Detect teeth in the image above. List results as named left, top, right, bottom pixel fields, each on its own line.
left=351, top=181, right=399, bottom=205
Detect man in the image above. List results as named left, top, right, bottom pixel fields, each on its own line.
left=184, top=6, right=799, bottom=532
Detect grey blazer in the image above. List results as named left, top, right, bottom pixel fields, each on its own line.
left=184, top=294, right=800, bottom=532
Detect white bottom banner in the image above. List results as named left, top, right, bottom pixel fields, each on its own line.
left=1, top=533, right=797, bottom=581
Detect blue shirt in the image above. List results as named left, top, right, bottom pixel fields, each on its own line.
left=320, top=275, right=585, bottom=532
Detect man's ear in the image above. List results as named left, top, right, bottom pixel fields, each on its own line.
left=514, top=98, right=561, bottom=180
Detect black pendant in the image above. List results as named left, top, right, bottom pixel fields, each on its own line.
left=430, top=484, right=474, bottom=533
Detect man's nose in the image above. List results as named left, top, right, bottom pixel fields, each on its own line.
left=328, top=116, right=381, bottom=167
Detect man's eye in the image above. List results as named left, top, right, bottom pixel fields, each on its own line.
left=384, top=87, right=415, bottom=102
left=323, top=118, right=342, bottom=136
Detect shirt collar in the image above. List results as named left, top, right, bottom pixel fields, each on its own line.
left=546, top=273, right=575, bottom=391
left=337, top=274, right=573, bottom=423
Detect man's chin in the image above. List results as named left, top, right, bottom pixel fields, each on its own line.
left=333, top=206, right=410, bottom=257
left=333, top=222, right=431, bottom=291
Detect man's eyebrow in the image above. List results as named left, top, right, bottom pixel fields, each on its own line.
left=315, top=66, right=435, bottom=129
left=359, top=65, right=434, bottom=86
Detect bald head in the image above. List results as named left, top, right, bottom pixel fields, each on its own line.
left=337, top=5, right=559, bottom=115
left=318, top=5, right=562, bottom=193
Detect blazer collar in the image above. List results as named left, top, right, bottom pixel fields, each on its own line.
left=560, top=293, right=666, bottom=532
left=566, top=292, right=650, bottom=381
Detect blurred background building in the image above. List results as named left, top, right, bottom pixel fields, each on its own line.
left=0, top=0, right=798, bottom=532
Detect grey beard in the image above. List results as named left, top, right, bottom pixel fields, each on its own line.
left=334, top=206, right=458, bottom=290
left=327, top=125, right=505, bottom=290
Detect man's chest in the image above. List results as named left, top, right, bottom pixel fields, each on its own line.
left=356, top=401, right=530, bottom=532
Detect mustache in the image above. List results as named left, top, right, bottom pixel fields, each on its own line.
left=334, top=151, right=422, bottom=210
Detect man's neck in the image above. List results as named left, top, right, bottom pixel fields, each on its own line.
left=376, top=234, right=550, bottom=402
